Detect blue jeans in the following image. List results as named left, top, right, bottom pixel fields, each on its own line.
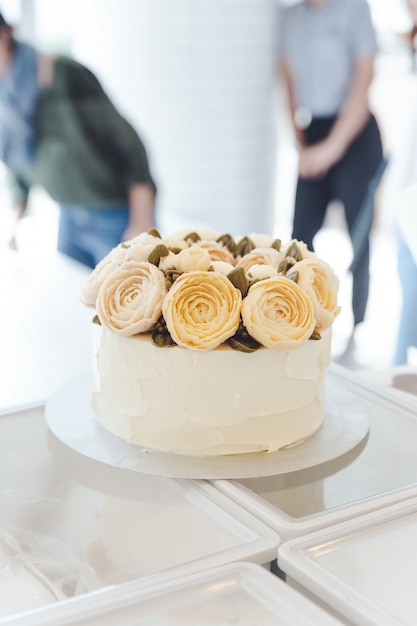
left=58, top=204, right=129, bottom=268
left=393, top=234, right=417, bottom=365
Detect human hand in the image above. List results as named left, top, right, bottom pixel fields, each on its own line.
left=298, top=141, right=342, bottom=179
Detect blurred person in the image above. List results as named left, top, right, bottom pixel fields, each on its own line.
left=390, top=0, right=417, bottom=365
left=279, top=0, right=385, bottom=359
left=0, top=11, right=156, bottom=268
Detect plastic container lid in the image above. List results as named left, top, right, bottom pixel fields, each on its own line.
left=2, top=562, right=344, bottom=626
left=278, top=498, right=417, bottom=626
left=211, top=365, right=417, bottom=539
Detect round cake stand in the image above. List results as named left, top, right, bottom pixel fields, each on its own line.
left=44, top=372, right=369, bottom=480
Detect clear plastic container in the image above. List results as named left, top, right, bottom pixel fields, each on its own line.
left=278, top=498, right=417, bottom=626
left=0, top=405, right=278, bottom=622
left=2, top=561, right=344, bottom=626
left=212, top=365, right=417, bottom=539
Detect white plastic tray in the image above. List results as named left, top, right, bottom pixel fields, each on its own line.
left=278, top=497, right=417, bottom=626
left=2, top=562, right=343, bottom=626
left=0, top=405, right=278, bottom=622
left=212, top=364, right=417, bottom=539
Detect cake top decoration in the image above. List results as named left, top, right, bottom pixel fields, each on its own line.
left=80, top=227, right=340, bottom=352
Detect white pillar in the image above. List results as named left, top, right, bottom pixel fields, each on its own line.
left=72, top=0, right=280, bottom=237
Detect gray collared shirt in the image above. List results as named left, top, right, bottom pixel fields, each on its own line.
left=279, top=0, right=378, bottom=118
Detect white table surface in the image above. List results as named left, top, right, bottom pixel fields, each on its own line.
left=1, top=249, right=92, bottom=411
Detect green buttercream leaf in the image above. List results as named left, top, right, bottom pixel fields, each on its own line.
left=227, top=267, right=249, bottom=297
left=309, top=329, right=322, bottom=341
left=152, top=317, right=176, bottom=347
left=228, top=323, right=261, bottom=353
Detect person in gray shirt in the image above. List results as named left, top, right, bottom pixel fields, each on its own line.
left=279, top=0, right=385, bottom=358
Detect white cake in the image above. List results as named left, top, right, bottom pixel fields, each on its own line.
left=81, top=227, right=340, bottom=457
left=92, top=325, right=331, bottom=455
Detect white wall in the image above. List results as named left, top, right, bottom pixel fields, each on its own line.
left=71, top=0, right=280, bottom=237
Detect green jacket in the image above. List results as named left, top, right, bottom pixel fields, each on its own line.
left=14, top=56, right=156, bottom=207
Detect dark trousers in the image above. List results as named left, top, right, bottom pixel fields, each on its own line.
left=292, top=114, right=384, bottom=326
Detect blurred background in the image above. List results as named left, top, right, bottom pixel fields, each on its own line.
left=1, top=0, right=416, bottom=370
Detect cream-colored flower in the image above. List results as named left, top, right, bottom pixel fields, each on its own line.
left=282, top=239, right=315, bottom=261
left=163, top=227, right=220, bottom=251
left=175, top=246, right=211, bottom=272
left=124, top=232, right=164, bottom=262
left=247, top=264, right=278, bottom=281
left=241, top=276, right=316, bottom=350
left=289, top=258, right=340, bottom=331
left=96, top=260, right=167, bottom=336
left=169, top=227, right=220, bottom=242
left=236, top=247, right=283, bottom=273
left=244, top=233, right=275, bottom=248
left=79, top=244, right=127, bottom=308
left=197, top=240, right=236, bottom=265
left=211, top=260, right=235, bottom=275
left=162, top=270, right=242, bottom=350
left=158, top=251, right=178, bottom=271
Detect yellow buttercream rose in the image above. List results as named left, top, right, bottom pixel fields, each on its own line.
left=162, top=270, right=242, bottom=350
left=241, top=276, right=316, bottom=350
left=96, top=260, right=167, bottom=336
left=289, top=258, right=340, bottom=331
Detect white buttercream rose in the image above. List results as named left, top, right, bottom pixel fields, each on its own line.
left=175, top=246, right=211, bottom=272
left=236, top=247, right=283, bottom=273
left=211, top=261, right=235, bottom=275
left=241, top=276, right=316, bottom=350
left=158, top=251, right=178, bottom=271
left=244, top=233, right=275, bottom=248
left=289, top=258, right=340, bottom=331
left=197, top=240, right=236, bottom=265
left=96, top=260, right=167, bottom=336
left=79, top=244, right=127, bottom=308
left=162, top=270, right=242, bottom=350
left=124, top=232, right=164, bottom=263
left=247, top=264, right=278, bottom=281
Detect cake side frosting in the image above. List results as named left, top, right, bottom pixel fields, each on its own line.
left=92, top=326, right=331, bottom=456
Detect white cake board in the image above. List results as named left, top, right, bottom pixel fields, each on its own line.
left=44, top=372, right=369, bottom=479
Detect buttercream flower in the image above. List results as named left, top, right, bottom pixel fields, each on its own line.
left=282, top=239, right=315, bottom=261
left=79, top=244, right=127, bottom=308
left=96, top=260, right=167, bottom=336
left=236, top=247, right=283, bottom=273
left=169, top=227, right=220, bottom=242
left=158, top=251, right=178, bottom=271
left=124, top=232, right=164, bottom=262
left=197, top=240, right=236, bottom=265
left=289, top=258, right=340, bottom=331
left=162, top=270, right=242, bottom=350
left=211, top=261, right=235, bottom=275
left=175, top=246, right=211, bottom=272
left=247, top=264, right=278, bottom=281
left=244, top=233, right=275, bottom=248
left=163, top=228, right=220, bottom=251
left=241, top=276, right=316, bottom=350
